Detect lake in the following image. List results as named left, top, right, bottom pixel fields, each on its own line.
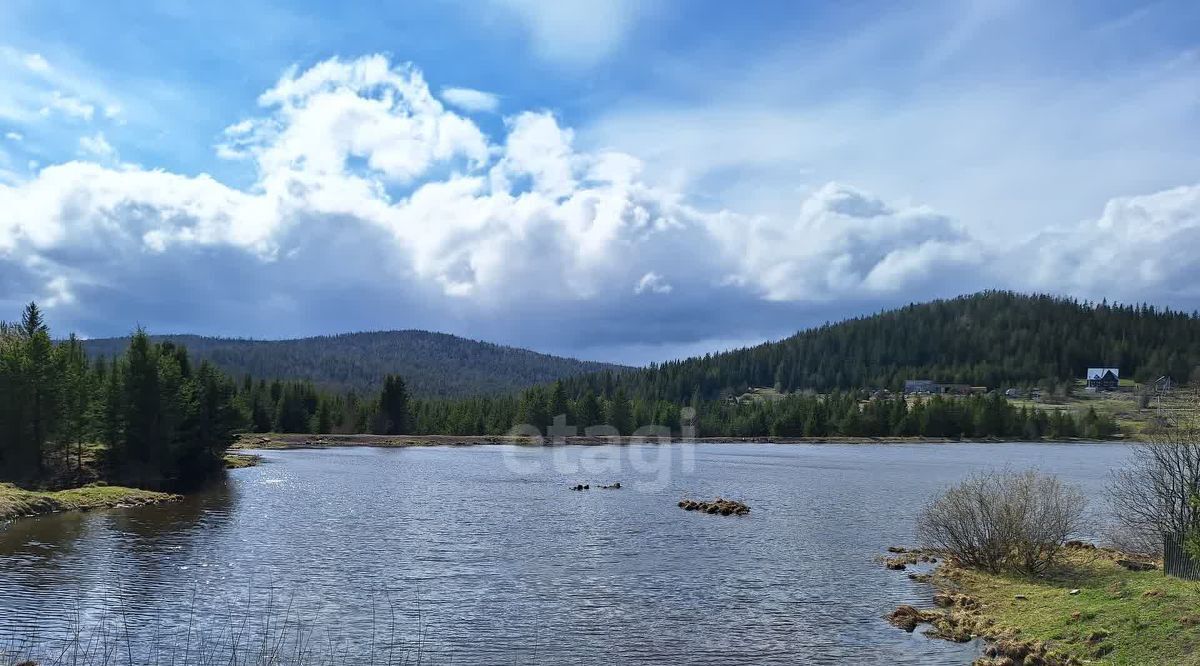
left=0, top=441, right=1134, bottom=665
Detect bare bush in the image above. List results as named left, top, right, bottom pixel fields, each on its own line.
left=1109, top=406, right=1200, bottom=555
left=917, top=469, right=1087, bottom=573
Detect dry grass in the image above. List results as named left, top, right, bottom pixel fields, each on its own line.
left=1, top=586, right=446, bottom=666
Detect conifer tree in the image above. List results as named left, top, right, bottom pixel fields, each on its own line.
left=606, top=389, right=632, bottom=435
left=575, top=389, right=602, bottom=428
left=379, top=374, right=410, bottom=435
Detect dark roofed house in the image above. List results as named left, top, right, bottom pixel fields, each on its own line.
left=903, top=379, right=938, bottom=394
left=1086, top=368, right=1120, bottom=391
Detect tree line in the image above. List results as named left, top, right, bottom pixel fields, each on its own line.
left=1, top=304, right=240, bottom=490
left=258, top=378, right=1117, bottom=441
left=554, top=291, right=1200, bottom=404
left=1, top=296, right=1127, bottom=496
left=80, top=330, right=623, bottom=397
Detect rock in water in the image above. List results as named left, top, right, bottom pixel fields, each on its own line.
left=676, top=497, right=750, bottom=516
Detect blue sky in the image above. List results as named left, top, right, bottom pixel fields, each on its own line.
left=1, top=1, right=1198, bottom=363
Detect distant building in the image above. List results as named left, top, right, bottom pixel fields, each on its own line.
left=903, top=380, right=987, bottom=396
left=1004, top=388, right=1022, bottom=399
left=904, top=379, right=939, bottom=394
left=1086, top=368, right=1120, bottom=391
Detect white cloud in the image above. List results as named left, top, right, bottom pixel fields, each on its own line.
left=0, top=47, right=125, bottom=128
left=222, top=55, right=489, bottom=182
left=441, top=87, right=500, bottom=113
left=1018, top=184, right=1200, bottom=300
left=4, top=132, right=21, bottom=141
left=43, top=275, right=74, bottom=307
left=23, top=53, right=50, bottom=73
left=489, top=112, right=578, bottom=198
left=582, top=7, right=1200, bottom=244
left=78, top=132, right=115, bottom=159
left=634, top=272, right=672, bottom=295
left=0, top=53, right=1196, bottom=355
left=709, top=183, right=981, bottom=302
left=40, top=91, right=95, bottom=121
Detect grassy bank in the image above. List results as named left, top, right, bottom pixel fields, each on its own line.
left=223, top=452, right=262, bottom=468
left=1006, top=385, right=1197, bottom=440
left=901, top=545, right=1200, bottom=664
left=234, top=432, right=1119, bottom=450
left=0, top=483, right=181, bottom=521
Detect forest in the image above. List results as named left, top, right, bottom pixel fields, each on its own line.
left=0, top=304, right=241, bottom=490
left=81, top=330, right=623, bottom=397
left=242, top=377, right=1118, bottom=441
left=556, top=291, right=1200, bottom=404
left=3, top=293, right=1148, bottom=495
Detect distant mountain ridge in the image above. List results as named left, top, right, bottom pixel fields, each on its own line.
left=559, top=291, right=1200, bottom=402
left=81, top=330, right=626, bottom=398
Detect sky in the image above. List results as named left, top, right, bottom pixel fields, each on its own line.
left=0, top=0, right=1198, bottom=364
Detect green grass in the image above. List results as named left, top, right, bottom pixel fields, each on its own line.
left=1004, top=387, right=1196, bottom=440
left=935, top=547, right=1200, bottom=664
left=0, top=482, right=179, bottom=521
left=223, top=452, right=262, bottom=469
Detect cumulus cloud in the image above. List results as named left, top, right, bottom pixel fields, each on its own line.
left=221, top=55, right=489, bottom=182
left=0, top=53, right=1194, bottom=359
left=710, top=183, right=983, bottom=301
left=4, top=132, right=21, bottom=142
left=441, top=87, right=500, bottom=113
left=1018, top=184, right=1200, bottom=301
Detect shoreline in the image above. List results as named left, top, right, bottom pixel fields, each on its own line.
left=884, top=544, right=1196, bottom=664
left=233, top=432, right=1128, bottom=450
left=0, top=483, right=182, bottom=522
left=223, top=452, right=263, bottom=468
left=0, top=455, right=262, bottom=523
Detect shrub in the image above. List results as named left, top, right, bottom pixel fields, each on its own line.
left=1109, top=411, right=1200, bottom=555
left=917, top=469, right=1087, bottom=573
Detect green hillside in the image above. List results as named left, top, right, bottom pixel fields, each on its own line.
left=82, top=331, right=624, bottom=398
left=564, top=291, right=1200, bottom=402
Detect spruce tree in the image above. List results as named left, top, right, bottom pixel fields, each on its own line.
left=379, top=375, right=410, bottom=435
left=606, top=389, right=632, bottom=436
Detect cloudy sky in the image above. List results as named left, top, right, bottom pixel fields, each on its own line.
left=1, top=1, right=1198, bottom=364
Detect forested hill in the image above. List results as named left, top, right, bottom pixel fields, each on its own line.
left=562, top=292, right=1200, bottom=403
left=82, top=331, right=625, bottom=398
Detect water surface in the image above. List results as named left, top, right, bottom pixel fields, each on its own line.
left=0, top=441, right=1132, bottom=664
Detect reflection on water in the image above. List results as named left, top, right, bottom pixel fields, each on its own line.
left=0, top=442, right=1133, bottom=664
